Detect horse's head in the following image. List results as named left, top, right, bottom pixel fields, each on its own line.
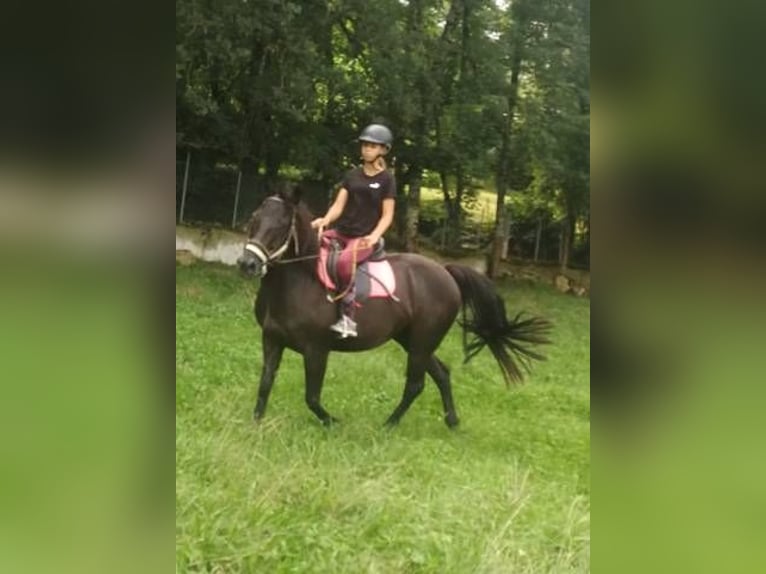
left=237, top=183, right=302, bottom=277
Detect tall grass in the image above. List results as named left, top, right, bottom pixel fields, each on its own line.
left=177, top=262, right=589, bottom=573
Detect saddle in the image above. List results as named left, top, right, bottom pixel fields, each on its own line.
left=317, top=236, right=397, bottom=303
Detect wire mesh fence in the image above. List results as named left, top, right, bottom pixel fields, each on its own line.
left=177, top=152, right=266, bottom=229
left=175, top=150, right=335, bottom=230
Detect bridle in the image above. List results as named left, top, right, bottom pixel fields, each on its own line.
left=244, top=196, right=300, bottom=275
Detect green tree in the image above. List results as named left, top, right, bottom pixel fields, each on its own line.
left=176, top=0, right=589, bottom=267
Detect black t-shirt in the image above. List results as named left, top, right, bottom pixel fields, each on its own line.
left=334, top=167, right=396, bottom=237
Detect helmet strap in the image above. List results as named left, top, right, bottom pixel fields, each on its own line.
left=367, top=154, right=385, bottom=171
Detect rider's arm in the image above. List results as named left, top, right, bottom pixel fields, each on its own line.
left=312, top=187, right=348, bottom=228
left=323, top=187, right=349, bottom=224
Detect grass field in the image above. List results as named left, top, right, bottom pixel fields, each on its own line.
left=176, top=262, right=590, bottom=573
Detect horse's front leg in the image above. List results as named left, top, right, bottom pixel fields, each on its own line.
left=303, top=347, right=338, bottom=426
left=253, top=333, right=284, bottom=421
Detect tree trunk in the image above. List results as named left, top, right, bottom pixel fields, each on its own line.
left=559, top=222, right=564, bottom=266
left=489, top=37, right=523, bottom=278
left=265, top=145, right=280, bottom=186
left=533, top=216, right=543, bottom=262
left=489, top=145, right=508, bottom=278
left=559, top=215, right=574, bottom=271
left=559, top=189, right=577, bottom=270
left=500, top=214, right=511, bottom=260
left=394, top=162, right=408, bottom=246
left=401, top=0, right=427, bottom=253
left=405, top=169, right=422, bottom=252
left=453, top=165, right=465, bottom=236
left=440, top=170, right=457, bottom=246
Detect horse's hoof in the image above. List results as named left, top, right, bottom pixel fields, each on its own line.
left=322, top=416, right=340, bottom=427
left=383, top=418, right=399, bottom=429
left=445, top=413, right=460, bottom=429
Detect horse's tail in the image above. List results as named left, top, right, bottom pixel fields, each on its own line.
left=445, top=264, right=552, bottom=386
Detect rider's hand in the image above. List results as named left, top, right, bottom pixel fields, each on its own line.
left=359, top=234, right=379, bottom=249
left=311, top=217, right=328, bottom=230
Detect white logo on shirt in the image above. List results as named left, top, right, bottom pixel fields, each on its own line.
left=369, top=182, right=381, bottom=189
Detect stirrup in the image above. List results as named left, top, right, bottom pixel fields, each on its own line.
left=329, top=315, right=357, bottom=338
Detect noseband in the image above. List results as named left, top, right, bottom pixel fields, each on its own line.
left=244, top=196, right=300, bottom=275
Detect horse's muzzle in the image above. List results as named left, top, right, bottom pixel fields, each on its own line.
left=237, top=254, right=262, bottom=277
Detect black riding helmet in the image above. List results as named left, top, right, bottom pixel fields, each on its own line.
left=358, top=124, right=393, bottom=150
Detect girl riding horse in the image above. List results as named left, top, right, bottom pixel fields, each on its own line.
left=237, top=183, right=552, bottom=428
left=311, top=123, right=396, bottom=338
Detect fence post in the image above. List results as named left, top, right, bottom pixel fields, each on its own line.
left=179, top=150, right=191, bottom=224
left=232, top=169, right=243, bottom=229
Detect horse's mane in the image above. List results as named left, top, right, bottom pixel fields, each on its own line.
left=294, top=202, right=319, bottom=257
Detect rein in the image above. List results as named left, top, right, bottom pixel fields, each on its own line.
left=273, top=254, right=319, bottom=265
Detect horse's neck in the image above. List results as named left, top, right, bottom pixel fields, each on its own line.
left=291, top=233, right=319, bottom=259
left=268, top=223, right=321, bottom=291
left=294, top=208, right=319, bottom=258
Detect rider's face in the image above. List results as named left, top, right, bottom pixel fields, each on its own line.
left=361, top=142, right=386, bottom=163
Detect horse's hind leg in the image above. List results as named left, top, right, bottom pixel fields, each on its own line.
left=303, top=347, right=338, bottom=426
left=385, top=353, right=428, bottom=427
left=427, top=356, right=459, bottom=428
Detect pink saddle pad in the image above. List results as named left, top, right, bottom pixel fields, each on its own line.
left=363, top=260, right=396, bottom=299
left=317, top=246, right=396, bottom=300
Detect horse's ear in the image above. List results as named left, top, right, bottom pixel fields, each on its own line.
left=279, top=182, right=302, bottom=205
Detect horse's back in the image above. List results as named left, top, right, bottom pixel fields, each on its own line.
left=388, top=252, right=462, bottom=315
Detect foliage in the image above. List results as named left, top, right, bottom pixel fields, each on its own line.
left=176, top=0, right=590, bottom=264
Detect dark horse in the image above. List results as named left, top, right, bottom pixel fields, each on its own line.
left=237, top=185, right=551, bottom=427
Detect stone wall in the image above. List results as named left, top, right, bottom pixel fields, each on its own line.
left=176, top=225, right=245, bottom=266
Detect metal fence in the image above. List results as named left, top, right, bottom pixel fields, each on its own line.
left=177, top=151, right=262, bottom=229
left=175, top=150, right=335, bottom=230
left=175, top=149, right=589, bottom=268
